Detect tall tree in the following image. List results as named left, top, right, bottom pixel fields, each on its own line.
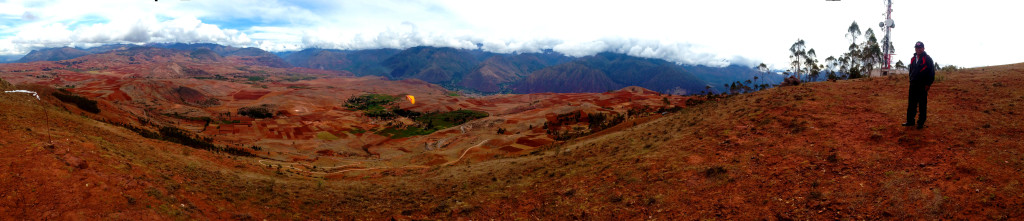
left=756, top=63, right=772, bottom=90
left=844, top=21, right=864, bottom=78
left=789, top=39, right=808, bottom=80
left=803, top=49, right=820, bottom=81
left=824, top=56, right=839, bottom=80
left=861, top=28, right=884, bottom=77
left=846, top=21, right=862, bottom=46
left=824, top=56, right=837, bottom=71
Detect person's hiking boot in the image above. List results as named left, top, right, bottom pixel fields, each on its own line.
left=917, top=124, right=925, bottom=129
left=902, top=122, right=916, bottom=127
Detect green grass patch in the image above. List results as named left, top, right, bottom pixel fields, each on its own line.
left=348, top=128, right=367, bottom=134
left=246, top=76, right=265, bottom=81
left=316, top=131, right=340, bottom=140
left=378, top=127, right=434, bottom=138
left=377, top=110, right=489, bottom=138
left=415, top=110, right=489, bottom=130
left=343, top=93, right=487, bottom=138
left=344, top=93, right=397, bottom=111
left=345, top=93, right=400, bottom=119
left=283, top=76, right=317, bottom=82
left=238, top=104, right=274, bottom=118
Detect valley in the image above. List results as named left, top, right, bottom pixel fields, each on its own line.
left=0, top=46, right=689, bottom=178
left=2, top=44, right=1022, bottom=219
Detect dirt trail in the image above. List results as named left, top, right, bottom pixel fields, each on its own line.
left=256, top=139, right=493, bottom=175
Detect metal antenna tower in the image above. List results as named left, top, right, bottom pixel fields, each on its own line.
left=879, top=0, right=895, bottom=75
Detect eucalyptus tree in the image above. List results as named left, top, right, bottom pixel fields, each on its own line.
left=789, top=39, right=808, bottom=80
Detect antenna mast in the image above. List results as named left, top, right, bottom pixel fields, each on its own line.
left=879, top=0, right=895, bottom=75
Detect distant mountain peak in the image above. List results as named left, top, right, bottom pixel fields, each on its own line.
left=17, top=47, right=90, bottom=63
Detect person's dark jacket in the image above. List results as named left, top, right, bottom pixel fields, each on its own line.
left=908, top=52, right=935, bottom=85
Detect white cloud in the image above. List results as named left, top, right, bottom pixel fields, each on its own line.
left=11, top=23, right=74, bottom=48
left=478, top=38, right=563, bottom=54
left=300, top=23, right=478, bottom=51
left=539, top=38, right=742, bottom=67
left=20, top=11, right=37, bottom=21
left=0, top=0, right=771, bottom=67
left=0, top=39, right=19, bottom=55
left=1, top=0, right=1021, bottom=68
left=3, top=15, right=253, bottom=54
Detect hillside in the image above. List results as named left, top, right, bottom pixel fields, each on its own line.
left=3, top=62, right=1022, bottom=219
left=481, top=63, right=1024, bottom=219
left=14, top=43, right=290, bottom=68
left=458, top=54, right=549, bottom=93
left=585, top=52, right=709, bottom=94
left=17, top=47, right=91, bottom=63
left=512, top=61, right=622, bottom=93
left=685, top=64, right=785, bottom=92
left=382, top=46, right=484, bottom=84
left=513, top=53, right=711, bottom=94
left=283, top=48, right=400, bottom=76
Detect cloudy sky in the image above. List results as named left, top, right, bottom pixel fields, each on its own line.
left=1, top=0, right=1021, bottom=68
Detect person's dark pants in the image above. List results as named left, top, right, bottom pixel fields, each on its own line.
left=906, top=83, right=929, bottom=126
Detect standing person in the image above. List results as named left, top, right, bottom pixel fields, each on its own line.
left=903, top=41, right=935, bottom=129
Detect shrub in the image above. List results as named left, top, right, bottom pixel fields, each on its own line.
left=685, top=98, right=707, bottom=106
left=703, top=166, right=728, bottom=179
left=157, top=126, right=255, bottom=157
left=238, top=104, right=274, bottom=118
left=392, top=107, right=422, bottom=118
left=543, top=111, right=626, bottom=141
left=415, top=110, right=488, bottom=129
left=181, top=67, right=211, bottom=77
left=221, top=146, right=255, bottom=157
left=0, top=77, right=13, bottom=90
left=159, top=126, right=217, bottom=151
left=52, top=91, right=100, bottom=113
left=377, top=109, right=489, bottom=138
left=363, top=105, right=396, bottom=120
left=344, top=93, right=397, bottom=110
left=940, top=65, right=959, bottom=72
left=112, top=122, right=160, bottom=139
left=378, top=127, right=433, bottom=138
left=779, top=76, right=801, bottom=87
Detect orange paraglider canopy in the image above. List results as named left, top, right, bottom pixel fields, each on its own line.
left=406, top=95, right=415, bottom=104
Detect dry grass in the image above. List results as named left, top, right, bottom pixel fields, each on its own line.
left=2, top=63, right=1024, bottom=219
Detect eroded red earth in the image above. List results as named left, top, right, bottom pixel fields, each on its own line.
left=0, top=48, right=687, bottom=178
left=3, top=57, right=1023, bottom=219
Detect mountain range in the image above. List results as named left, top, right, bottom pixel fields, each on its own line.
left=9, top=43, right=782, bottom=94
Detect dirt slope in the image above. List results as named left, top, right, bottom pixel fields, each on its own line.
left=458, top=63, right=1023, bottom=219
left=1, top=63, right=1022, bottom=219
